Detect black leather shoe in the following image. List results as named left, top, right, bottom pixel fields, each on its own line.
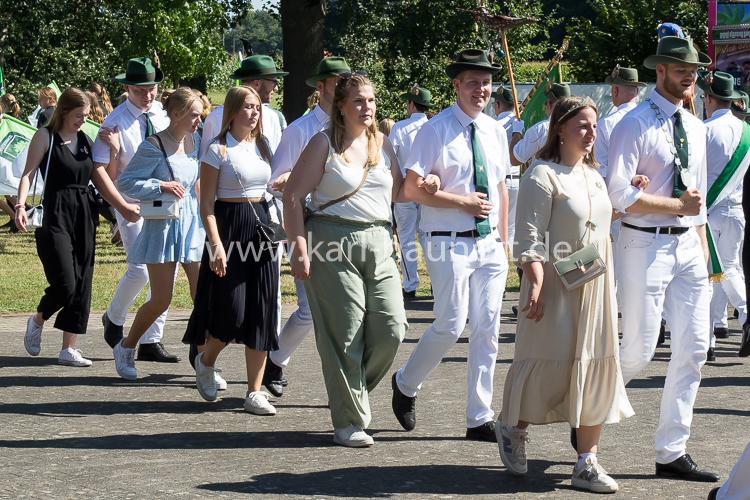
left=733, top=308, right=740, bottom=319
left=570, top=427, right=578, bottom=452
left=713, top=327, right=729, bottom=339
left=707, top=487, right=719, bottom=500
left=403, top=289, right=417, bottom=299
left=262, top=356, right=284, bottom=398
left=465, top=421, right=496, bottom=442
left=741, top=322, right=750, bottom=357
left=511, top=305, right=518, bottom=318
left=707, top=348, right=716, bottom=362
left=655, top=454, right=719, bottom=482
left=137, top=342, right=181, bottom=363
left=658, top=319, right=667, bottom=346
left=102, top=313, right=123, bottom=349
left=391, top=373, right=416, bottom=431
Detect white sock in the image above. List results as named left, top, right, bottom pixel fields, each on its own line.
left=577, top=452, right=596, bottom=469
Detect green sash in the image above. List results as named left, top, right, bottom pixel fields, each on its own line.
left=705, top=122, right=750, bottom=280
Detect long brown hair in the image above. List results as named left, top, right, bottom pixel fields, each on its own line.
left=46, top=88, right=89, bottom=134
left=0, top=93, right=21, bottom=118
left=330, top=74, right=381, bottom=166
left=537, top=96, right=599, bottom=167
left=85, top=91, right=106, bottom=124
left=87, top=82, right=113, bottom=115
left=218, top=85, right=272, bottom=163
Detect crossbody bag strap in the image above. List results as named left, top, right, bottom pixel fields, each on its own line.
left=152, top=135, right=177, bottom=182
left=223, top=138, right=267, bottom=226
left=578, top=166, right=594, bottom=247
left=32, top=130, right=55, bottom=203
left=318, top=165, right=371, bottom=211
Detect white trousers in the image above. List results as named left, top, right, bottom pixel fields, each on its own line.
left=107, top=211, right=167, bottom=344
left=718, top=440, right=750, bottom=500
left=396, top=232, right=508, bottom=427
left=708, top=206, right=747, bottom=341
left=393, top=202, right=423, bottom=292
left=505, top=177, right=519, bottom=248
left=617, top=226, right=710, bottom=463
left=269, top=278, right=314, bottom=368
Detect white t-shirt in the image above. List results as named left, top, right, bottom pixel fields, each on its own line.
left=201, top=132, right=272, bottom=199
left=199, top=103, right=282, bottom=159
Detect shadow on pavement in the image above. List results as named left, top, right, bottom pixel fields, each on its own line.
left=0, top=372, right=193, bottom=388
left=0, top=397, right=248, bottom=417
left=196, top=462, right=571, bottom=496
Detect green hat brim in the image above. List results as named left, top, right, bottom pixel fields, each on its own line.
left=446, top=62, right=500, bottom=79
left=643, top=52, right=711, bottom=70
left=491, top=91, right=514, bottom=103
left=399, top=92, right=435, bottom=108
left=697, top=79, right=744, bottom=101
left=305, top=71, right=349, bottom=88
left=606, top=76, right=647, bottom=87
left=114, top=66, right=164, bottom=86
left=732, top=104, right=750, bottom=117
left=232, top=69, right=289, bottom=80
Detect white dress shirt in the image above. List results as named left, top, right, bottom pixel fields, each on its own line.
left=497, top=111, right=523, bottom=176
left=270, top=104, right=329, bottom=181
left=199, top=103, right=282, bottom=159
left=705, top=108, right=744, bottom=211
left=608, top=90, right=708, bottom=227
left=513, top=118, right=549, bottom=164
left=389, top=112, right=428, bottom=176
left=92, top=98, right=169, bottom=173
left=406, top=103, right=510, bottom=233
left=595, top=100, right=637, bottom=180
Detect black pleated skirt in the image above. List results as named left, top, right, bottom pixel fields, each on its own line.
left=183, top=200, right=279, bottom=351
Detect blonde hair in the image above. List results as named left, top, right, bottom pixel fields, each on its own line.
left=87, top=82, right=113, bottom=115
left=330, top=74, right=381, bottom=166
left=38, top=87, right=57, bottom=106
left=537, top=96, right=599, bottom=167
left=164, top=87, right=203, bottom=122
left=379, top=118, right=395, bottom=136
left=47, top=88, right=89, bottom=134
left=85, top=91, right=106, bottom=124
left=195, top=91, right=212, bottom=121
left=160, top=88, right=175, bottom=107
left=307, top=90, right=320, bottom=110
left=0, top=93, right=21, bottom=118
left=218, top=85, right=272, bottom=163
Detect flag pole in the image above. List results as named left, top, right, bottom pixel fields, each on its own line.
left=500, top=30, right=521, bottom=120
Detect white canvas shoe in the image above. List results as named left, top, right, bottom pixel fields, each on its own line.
left=113, top=340, right=137, bottom=380
left=58, top=348, right=93, bottom=367
left=24, top=315, right=43, bottom=356
left=496, top=423, right=529, bottom=475
left=215, top=370, right=228, bottom=391
left=243, top=391, right=277, bottom=415
left=195, top=352, right=218, bottom=402
left=572, top=457, right=619, bottom=493
left=333, top=425, right=374, bottom=448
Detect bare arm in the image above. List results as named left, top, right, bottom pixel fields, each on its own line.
left=509, top=132, right=523, bottom=166
left=199, top=163, right=227, bottom=277
left=90, top=166, right=140, bottom=222
left=282, top=134, right=328, bottom=280
left=403, top=170, right=491, bottom=218
left=382, top=136, right=405, bottom=203
left=626, top=189, right=702, bottom=216
left=14, top=129, right=50, bottom=231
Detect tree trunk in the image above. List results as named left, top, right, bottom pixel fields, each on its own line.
left=281, top=0, right=325, bottom=122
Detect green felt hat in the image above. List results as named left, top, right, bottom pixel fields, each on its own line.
left=732, top=91, right=750, bottom=117
left=545, top=82, right=571, bottom=100
left=698, top=71, right=743, bottom=101
left=643, top=36, right=711, bottom=69
left=605, top=65, right=646, bottom=87
left=446, top=49, right=501, bottom=79
left=305, top=57, right=351, bottom=88
left=114, top=57, right=164, bottom=86
left=491, top=85, right=514, bottom=104
left=400, top=85, right=435, bottom=108
left=232, top=55, right=289, bottom=80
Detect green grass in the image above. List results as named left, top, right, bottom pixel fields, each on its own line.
left=0, top=214, right=518, bottom=314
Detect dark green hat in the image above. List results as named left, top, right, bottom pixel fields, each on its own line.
left=400, top=84, right=435, bottom=108
left=114, top=57, right=164, bottom=86
left=698, top=71, right=743, bottom=101
left=305, top=57, right=351, bottom=88
left=232, top=55, right=289, bottom=80
left=605, top=65, right=646, bottom=87
left=446, top=49, right=501, bottom=79
left=491, top=85, right=514, bottom=104
left=731, top=90, right=750, bottom=117
left=643, top=36, right=711, bottom=69
left=545, top=82, right=571, bottom=100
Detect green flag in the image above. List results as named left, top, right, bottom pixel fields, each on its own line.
left=0, top=115, right=37, bottom=195
left=81, top=119, right=100, bottom=142
left=48, top=81, right=62, bottom=99
left=521, top=65, right=561, bottom=129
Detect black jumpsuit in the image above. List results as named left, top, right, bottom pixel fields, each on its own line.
left=35, top=130, right=98, bottom=334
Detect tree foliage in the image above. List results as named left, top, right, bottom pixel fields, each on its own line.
left=224, top=9, right=283, bottom=57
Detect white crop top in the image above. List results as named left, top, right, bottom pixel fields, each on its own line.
left=309, top=134, right=393, bottom=223
left=201, top=132, right=271, bottom=198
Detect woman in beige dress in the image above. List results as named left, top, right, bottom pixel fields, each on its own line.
left=496, top=96, right=634, bottom=494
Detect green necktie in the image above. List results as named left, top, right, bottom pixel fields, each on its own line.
left=470, top=123, right=492, bottom=238
left=672, top=110, right=689, bottom=198
left=143, top=113, right=155, bottom=138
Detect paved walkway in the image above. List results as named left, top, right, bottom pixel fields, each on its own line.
left=0, top=293, right=747, bottom=498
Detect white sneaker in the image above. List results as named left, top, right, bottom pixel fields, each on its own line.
left=572, top=457, right=619, bottom=493
left=244, top=391, right=277, bottom=415
left=333, top=425, right=374, bottom=448
left=58, top=348, right=92, bottom=367
left=24, top=315, right=43, bottom=356
left=496, top=423, right=529, bottom=475
left=195, top=352, right=218, bottom=402
left=215, top=370, right=228, bottom=391
left=113, top=340, right=137, bottom=380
